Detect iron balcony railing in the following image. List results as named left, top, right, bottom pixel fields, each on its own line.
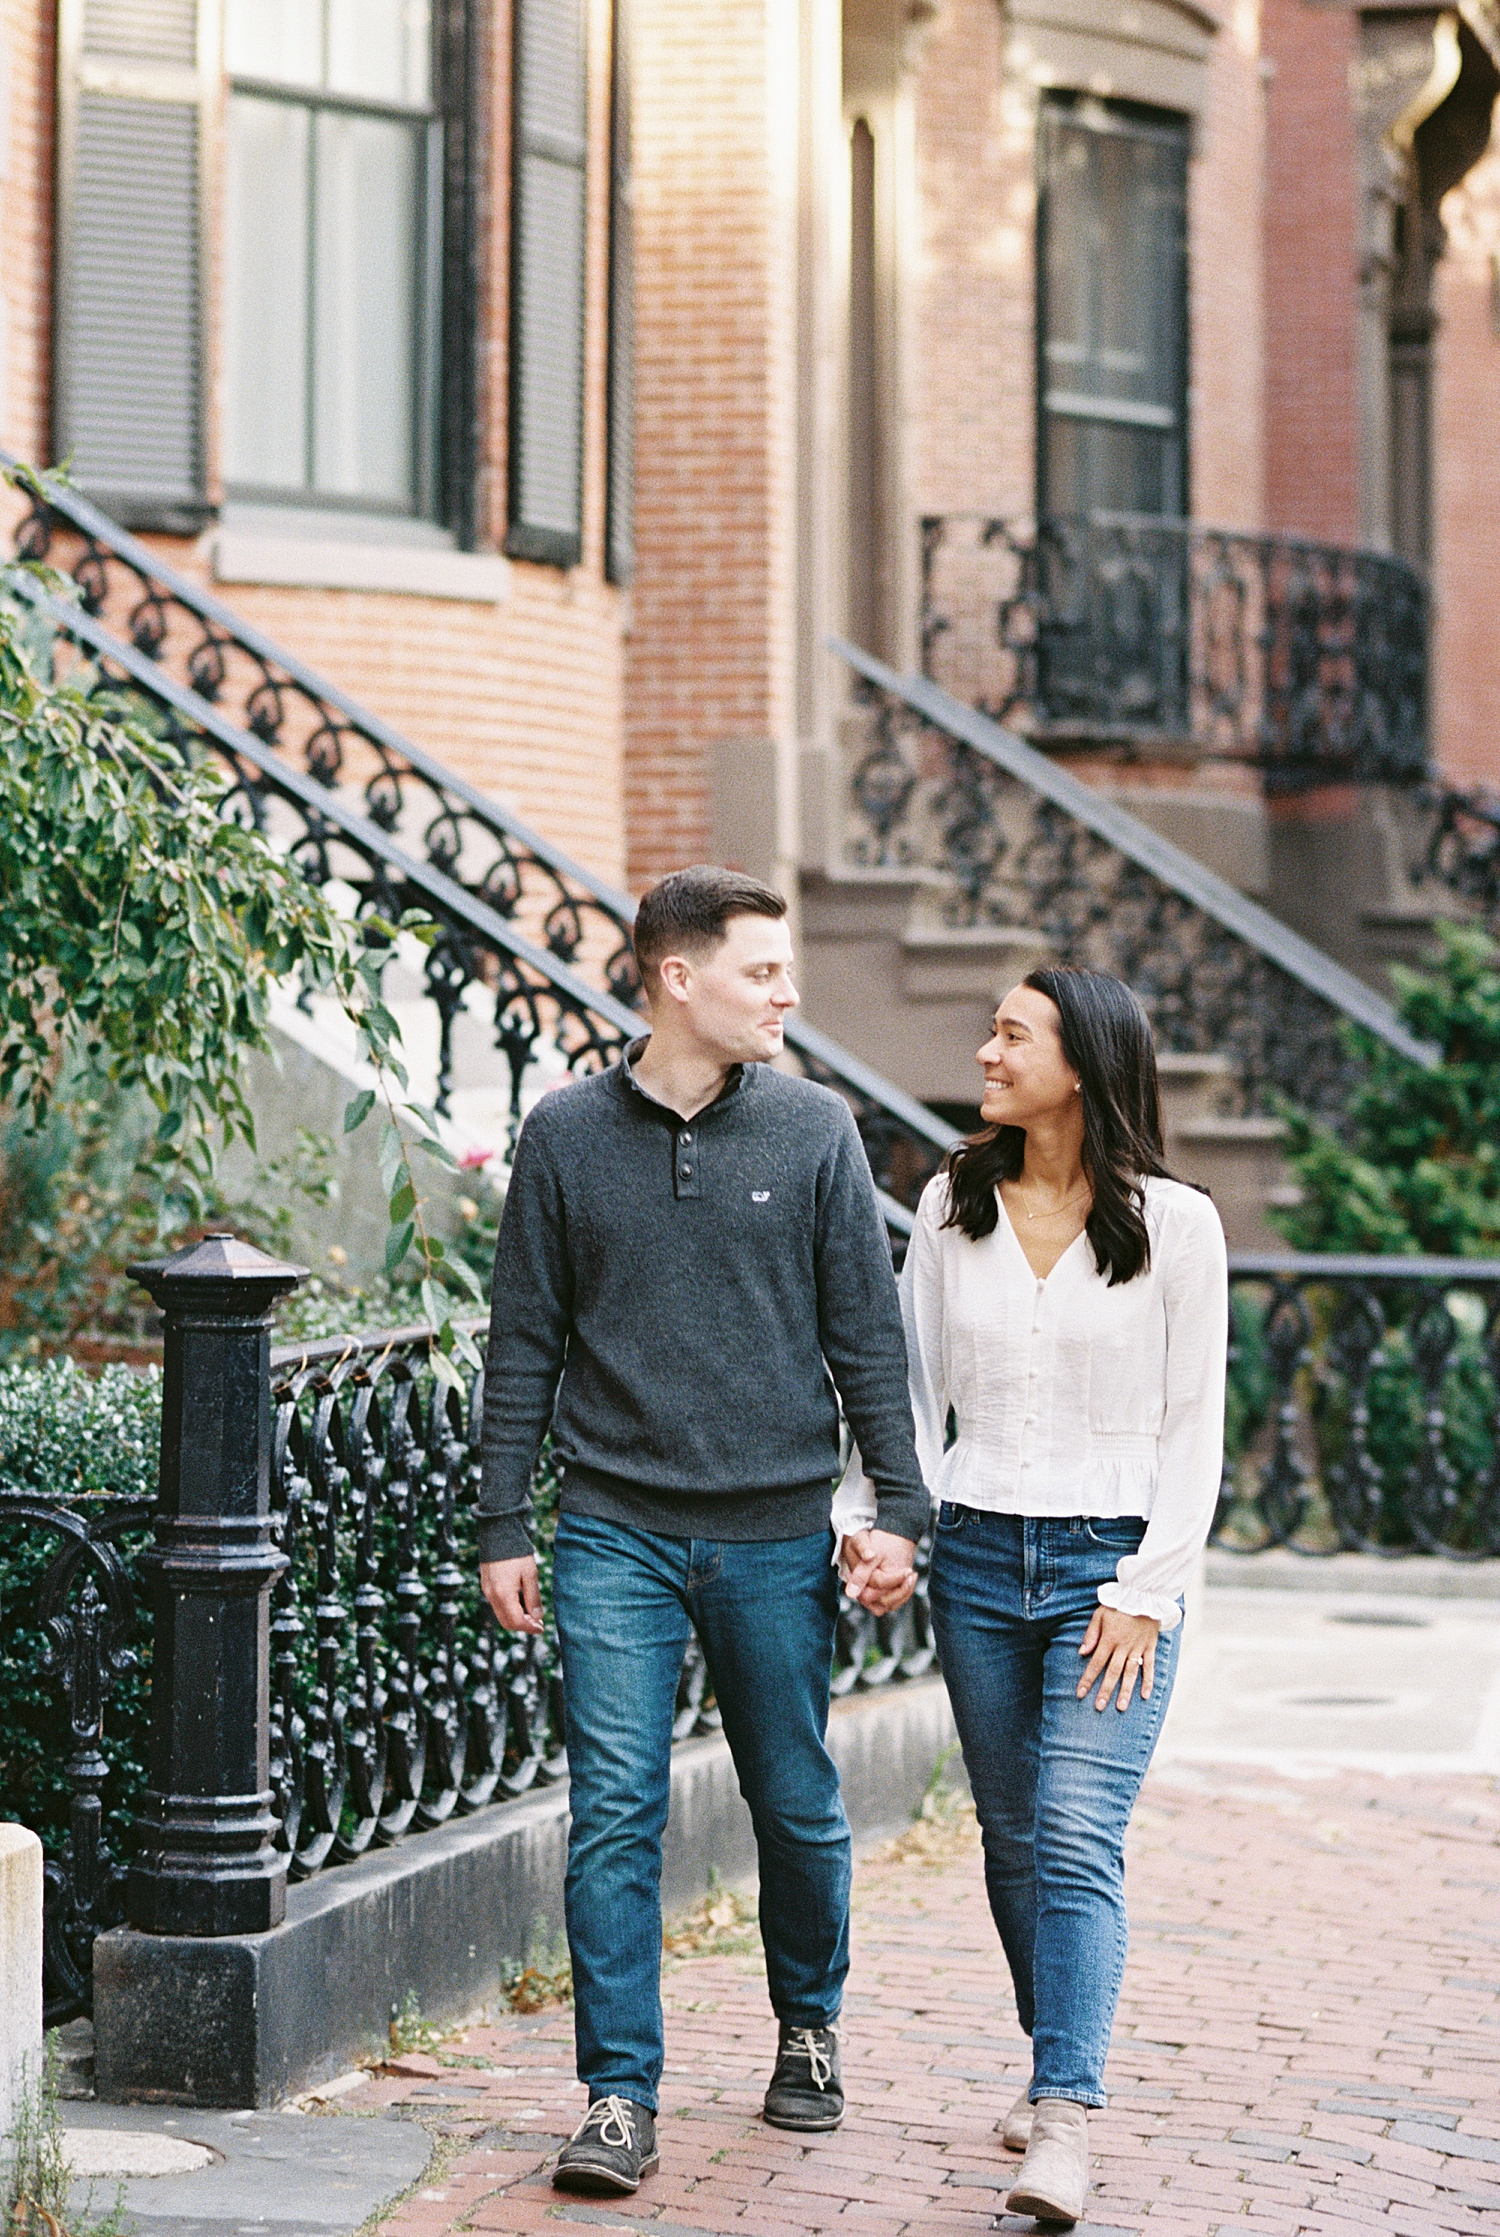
left=921, top=511, right=1429, bottom=793
left=6, top=1251, right=1500, bottom=2022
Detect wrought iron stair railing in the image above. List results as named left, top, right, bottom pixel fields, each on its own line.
left=834, top=637, right=1435, bottom=1127
left=0, top=459, right=953, bottom=1224
left=920, top=510, right=1429, bottom=792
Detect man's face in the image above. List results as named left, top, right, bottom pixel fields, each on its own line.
left=653, top=913, right=800, bottom=1063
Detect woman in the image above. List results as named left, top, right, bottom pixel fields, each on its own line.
left=836, top=966, right=1227, bottom=2227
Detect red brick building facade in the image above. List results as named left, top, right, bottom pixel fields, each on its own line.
left=2, top=0, right=1498, bottom=967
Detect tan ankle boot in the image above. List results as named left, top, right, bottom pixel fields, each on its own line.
left=996, top=2083, right=1033, bottom=2152
left=1006, top=2096, right=1089, bottom=2225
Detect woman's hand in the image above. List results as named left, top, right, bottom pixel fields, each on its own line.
left=839, top=1529, right=918, bottom=1615
left=1077, top=1605, right=1161, bottom=1712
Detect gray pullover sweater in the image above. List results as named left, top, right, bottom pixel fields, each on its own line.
left=476, top=1045, right=928, bottom=1561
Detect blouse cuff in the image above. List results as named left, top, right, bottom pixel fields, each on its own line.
left=1097, top=1580, right=1185, bottom=1633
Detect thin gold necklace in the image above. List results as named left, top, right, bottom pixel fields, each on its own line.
left=1013, top=1178, right=1091, bottom=1223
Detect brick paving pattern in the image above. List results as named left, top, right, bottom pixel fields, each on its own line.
left=356, top=1766, right=1500, bottom=2235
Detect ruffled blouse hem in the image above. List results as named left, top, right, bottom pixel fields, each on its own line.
left=1097, top=1580, right=1185, bottom=1631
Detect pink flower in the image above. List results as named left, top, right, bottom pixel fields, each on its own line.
left=459, top=1146, right=494, bottom=1169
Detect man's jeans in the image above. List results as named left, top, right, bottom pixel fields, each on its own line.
left=552, top=1513, right=851, bottom=2112
left=928, top=1507, right=1180, bottom=2107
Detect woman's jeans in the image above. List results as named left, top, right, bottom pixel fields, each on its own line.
left=552, top=1513, right=851, bottom=2113
left=928, top=1507, right=1179, bottom=2108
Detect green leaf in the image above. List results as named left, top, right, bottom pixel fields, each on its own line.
left=384, top=1219, right=415, bottom=1276
left=343, top=1088, right=376, bottom=1134
left=446, top=1254, right=486, bottom=1303
left=388, top=1177, right=417, bottom=1224
left=415, top=1134, right=459, bottom=1170
left=429, top=1346, right=466, bottom=1393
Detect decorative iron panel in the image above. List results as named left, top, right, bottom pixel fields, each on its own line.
left=921, top=511, right=1428, bottom=794
left=836, top=643, right=1430, bottom=1125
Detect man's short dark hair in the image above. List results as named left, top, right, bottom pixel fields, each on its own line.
left=632, top=865, right=788, bottom=991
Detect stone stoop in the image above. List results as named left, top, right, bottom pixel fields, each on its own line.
left=799, top=868, right=1294, bottom=1246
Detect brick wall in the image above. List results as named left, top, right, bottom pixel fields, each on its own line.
left=622, top=0, right=799, bottom=890
left=912, top=0, right=1032, bottom=520
left=1260, top=0, right=1361, bottom=543
left=0, top=0, right=628, bottom=891
left=1190, top=0, right=1266, bottom=531
left=0, top=0, right=51, bottom=463
left=1432, top=125, right=1500, bottom=785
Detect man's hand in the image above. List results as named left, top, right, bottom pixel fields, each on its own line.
left=1077, top=1605, right=1160, bottom=1711
left=480, top=1555, right=544, bottom=1635
left=839, top=1528, right=918, bottom=1615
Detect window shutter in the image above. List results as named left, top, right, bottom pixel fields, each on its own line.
left=506, top=0, right=588, bottom=568
left=604, top=0, right=633, bottom=586
left=54, top=0, right=212, bottom=531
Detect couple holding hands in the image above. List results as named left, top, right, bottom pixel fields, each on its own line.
left=477, top=864, right=1227, bottom=2229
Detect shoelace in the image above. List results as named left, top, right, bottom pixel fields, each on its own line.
left=572, top=2094, right=636, bottom=2150
left=783, top=2026, right=839, bottom=2092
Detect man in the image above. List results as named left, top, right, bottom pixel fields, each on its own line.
left=478, top=864, right=925, bottom=2198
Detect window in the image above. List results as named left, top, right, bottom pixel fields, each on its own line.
left=1036, top=96, right=1188, bottom=520
left=223, top=0, right=442, bottom=516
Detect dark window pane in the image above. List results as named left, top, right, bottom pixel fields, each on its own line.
left=1038, top=98, right=1187, bottom=520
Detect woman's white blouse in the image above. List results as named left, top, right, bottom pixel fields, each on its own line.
left=833, top=1172, right=1229, bottom=1630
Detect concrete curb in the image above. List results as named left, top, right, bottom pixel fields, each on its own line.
left=1206, top=1547, right=1500, bottom=1599
left=94, top=1674, right=956, bottom=2110
left=1, top=1822, right=42, bottom=2144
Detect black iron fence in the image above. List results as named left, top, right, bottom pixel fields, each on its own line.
left=6, top=1242, right=1499, bottom=2026
left=0, top=1240, right=936, bottom=2024
left=921, top=511, right=1429, bottom=793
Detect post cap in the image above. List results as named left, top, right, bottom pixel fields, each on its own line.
left=128, top=1233, right=308, bottom=1312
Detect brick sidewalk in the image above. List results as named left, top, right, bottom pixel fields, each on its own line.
left=349, top=1766, right=1500, bottom=2236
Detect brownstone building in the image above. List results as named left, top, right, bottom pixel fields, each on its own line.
left=2, top=0, right=1498, bottom=1144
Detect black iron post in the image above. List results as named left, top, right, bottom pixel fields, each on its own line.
left=125, top=1235, right=306, bottom=1936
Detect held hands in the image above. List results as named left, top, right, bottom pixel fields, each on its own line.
left=1077, top=1604, right=1161, bottom=1712
left=480, top=1555, right=545, bottom=1636
left=839, top=1528, right=918, bottom=1616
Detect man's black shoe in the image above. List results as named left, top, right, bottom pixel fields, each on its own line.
left=552, top=2096, right=659, bottom=2193
left=763, top=2023, right=844, bottom=2130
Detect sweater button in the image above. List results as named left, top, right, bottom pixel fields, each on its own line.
left=679, top=1130, right=692, bottom=1145
left=678, top=1164, right=693, bottom=1180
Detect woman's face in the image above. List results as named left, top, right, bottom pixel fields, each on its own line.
left=977, top=984, right=1081, bottom=1129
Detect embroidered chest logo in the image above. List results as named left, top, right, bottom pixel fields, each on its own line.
left=751, top=1190, right=771, bottom=1203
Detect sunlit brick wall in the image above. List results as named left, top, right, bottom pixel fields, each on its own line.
left=622, top=0, right=798, bottom=889
left=1432, top=126, right=1500, bottom=785
left=0, top=0, right=52, bottom=464
left=910, top=0, right=1032, bottom=521
left=1260, top=0, right=1360, bottom=544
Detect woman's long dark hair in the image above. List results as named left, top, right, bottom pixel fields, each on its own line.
left=942, top=966, right=1171, bottom=1285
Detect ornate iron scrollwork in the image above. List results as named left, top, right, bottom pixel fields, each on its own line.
left=920, top=511, right=1429, bottom=792
left=0, top=1494, right=154, bottom=2024
left=841, top=672, right=1372, bottom=1125
left=2, top=461, right=952, bottom=1211
left=1218, top=1259, right=1500, bottom=1557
